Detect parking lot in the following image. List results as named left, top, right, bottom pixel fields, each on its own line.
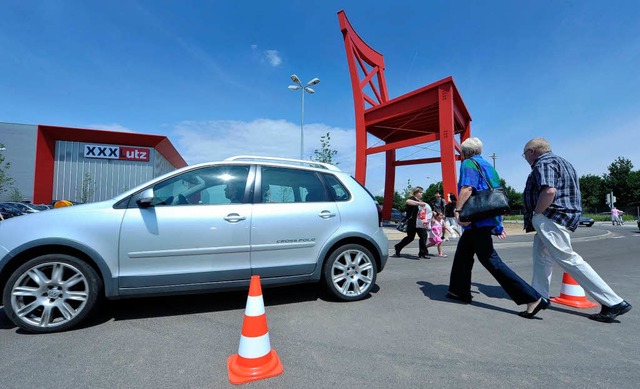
left=1, top=223, right=639, bottom=388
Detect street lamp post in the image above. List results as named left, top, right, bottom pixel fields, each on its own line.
left=288, top=74, right=320, bottom=160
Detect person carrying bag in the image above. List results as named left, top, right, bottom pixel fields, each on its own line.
left=457, top=159, right=510, bottom=222
left=394, top=187, right=431, bottom=258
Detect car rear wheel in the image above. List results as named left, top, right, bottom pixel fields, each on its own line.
left=322, top=244, right=377, bottom=301
left=2, top=254, right=102, bottom=333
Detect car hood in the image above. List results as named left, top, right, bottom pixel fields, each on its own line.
left=0, top=200, right=118, bottom=246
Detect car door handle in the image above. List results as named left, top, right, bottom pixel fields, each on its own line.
left=224, top=213, right=247, bottom=223
left=318, top=210, right=336, bottom=219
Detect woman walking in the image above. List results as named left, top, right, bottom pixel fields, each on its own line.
left=395, top=187, right=430, bottom=258
left=444, top=193, right=462, bottom=238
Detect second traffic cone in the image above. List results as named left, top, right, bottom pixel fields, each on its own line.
left=550, top=272, right=599, bottom=309
left=228, top=275, right=283, bottom=385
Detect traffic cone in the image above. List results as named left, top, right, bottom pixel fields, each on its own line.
left=550, top=272, right=599, bottom=309
left=227, top=275, right=283, bottom=385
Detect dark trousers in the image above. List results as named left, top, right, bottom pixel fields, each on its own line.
left=448, top=227, right=540, bottom=305
left=395, top=222, right=429, bottom=256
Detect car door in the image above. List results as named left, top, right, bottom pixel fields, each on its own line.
left=250, top=166, right=341, bottom=277
left=118, top=165, right=254, bottom=289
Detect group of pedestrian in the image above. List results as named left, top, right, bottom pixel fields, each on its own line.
left=394, top=136, right=632, bottom=323
left=394, top=188, right=459, bottom=258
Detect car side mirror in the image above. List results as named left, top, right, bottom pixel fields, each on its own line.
left=136, top=188, right=155, bottom=208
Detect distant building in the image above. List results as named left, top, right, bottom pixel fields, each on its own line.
left=0, top=122, right=187, bottom=204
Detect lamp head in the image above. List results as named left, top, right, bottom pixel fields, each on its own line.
left=304, top=87, right=315, bottom=94
left=307, top=77, right=320, bottom=86
left=290, top=74, right=301, bottom=85
left=288, top=85, right=300, bottom=90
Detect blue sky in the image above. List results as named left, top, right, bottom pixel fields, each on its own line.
left=2, top=1, right=639, bottom=195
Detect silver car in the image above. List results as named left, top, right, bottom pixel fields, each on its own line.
left=0, top=156, right=388, bottom=333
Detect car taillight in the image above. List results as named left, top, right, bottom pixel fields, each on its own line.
left=376, top=204, right=383, bottom=227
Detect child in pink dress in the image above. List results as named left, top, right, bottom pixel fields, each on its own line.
left=427, top=211, right=454, bottom=257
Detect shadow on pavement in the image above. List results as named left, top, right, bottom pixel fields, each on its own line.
left=416, top=280, right=525, bottom=317
left=2, top=281, right=383, bottom=333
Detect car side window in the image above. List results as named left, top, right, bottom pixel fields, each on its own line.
left=322, top=173, right=351, bottom=201
left=151, top=165, right=250, bottom=206
left=261, top=167, right=327, bottom=203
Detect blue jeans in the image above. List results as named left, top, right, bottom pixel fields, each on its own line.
left=448, top=226, right=540, bottom=305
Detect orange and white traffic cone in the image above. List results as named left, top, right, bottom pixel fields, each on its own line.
left=228, top=275, right=283, bottom=385
left=550, top=272, right=599, bottom=309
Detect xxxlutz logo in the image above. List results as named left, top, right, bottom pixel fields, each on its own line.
left=84, top=144, right=150, bottom=162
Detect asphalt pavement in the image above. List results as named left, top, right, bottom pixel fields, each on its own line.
left=1, top=223, right=638, bottom=388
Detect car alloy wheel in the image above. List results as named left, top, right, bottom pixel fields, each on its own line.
left=3, top=254, right=101, bottom=333
left=323, top=244, right=377, bottom=301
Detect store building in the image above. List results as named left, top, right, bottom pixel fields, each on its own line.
left=0, top=122, right=187, bottom=204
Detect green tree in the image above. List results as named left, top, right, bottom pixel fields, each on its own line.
left=392, top=190, right=404, bottom=210
left=8, top=187, right=24, bottom=202
left=311, top=132, right=339, bottom=165
left=500, top=178, right=523, bottom=212
left=400, top=179, right=414, bottom=201
left=627, top=170, right=640, bottom=207
left=77, top=173, right=95, bottom=203
left=423, top=182, right=443, bottom=205
left=0, top=143, right=15, bottom=196
left=603, top=157, right=633, bottom=208
left=579, top=174, right=606, bottom=212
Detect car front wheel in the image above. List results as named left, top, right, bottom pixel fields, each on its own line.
left=2, top=254, right=102, bottom=333
left=322, top=244, right=377, bottom=301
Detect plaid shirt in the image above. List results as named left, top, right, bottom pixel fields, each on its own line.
left=523, top=152, right=582, bottom=232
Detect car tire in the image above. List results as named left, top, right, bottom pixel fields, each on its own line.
left=2, top=254, right=102, bottom=333
left=322, top=244, right=377, bottom=301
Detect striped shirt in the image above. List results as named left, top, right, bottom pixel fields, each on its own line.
left=458, top=155, right=503, bottom=233
left=523, top=152, right=582, bottom=231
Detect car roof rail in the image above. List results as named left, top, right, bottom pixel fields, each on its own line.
left=225, top=155, right=342, bottom=171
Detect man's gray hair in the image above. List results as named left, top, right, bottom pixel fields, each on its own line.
left=460, top=137, right=483, bottom=158
left=525, top=138, right=551, bottom=154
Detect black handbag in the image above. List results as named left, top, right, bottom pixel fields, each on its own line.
left=396, top=216, right=408, bottom=232
left=458, top=159, right=510, bottom=222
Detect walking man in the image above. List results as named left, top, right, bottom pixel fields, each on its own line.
left=522, top=138, right=631, bottom=323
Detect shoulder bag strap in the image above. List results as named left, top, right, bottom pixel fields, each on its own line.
left=468, top=158, right=494, bottom=189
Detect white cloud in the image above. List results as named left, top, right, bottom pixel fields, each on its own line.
left=263, top=49, right=282, bottom=66
left=171, top=118, right=355, bottom=167
left=85, top=123, right=135, bottom=132
left=168, top=118, right=474, bottom=197
left=250, top=44, right=282, bottom=67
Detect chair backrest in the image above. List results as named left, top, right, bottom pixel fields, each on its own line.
left=338, top=10, right=390, bottom=110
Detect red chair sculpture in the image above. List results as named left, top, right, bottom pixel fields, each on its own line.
left=338, top=10, right=472, bottom=220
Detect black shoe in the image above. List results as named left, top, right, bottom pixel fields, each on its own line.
left=393, top=245, right=401, bottom=257
left=446, top=292, right=472, bottom=304
left=418, top=253, right=430, bottom=258
left=518, top=297, right=550, bottom=319
left=588, top=300, right=632, bottom=323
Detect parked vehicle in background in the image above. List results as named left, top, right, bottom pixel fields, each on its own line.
left=637, top=218, right=639, bottom=231
left=578, top=216, right=595, bottom=227
left=4, top=202, right=40, bottom=214
left=1, top=206, right=21, bottom=220
left=0, top=203, right=25, bottom=218
left=390, top=208, right=404, bottom=223
left=0, top=156, right=388, bottom=333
